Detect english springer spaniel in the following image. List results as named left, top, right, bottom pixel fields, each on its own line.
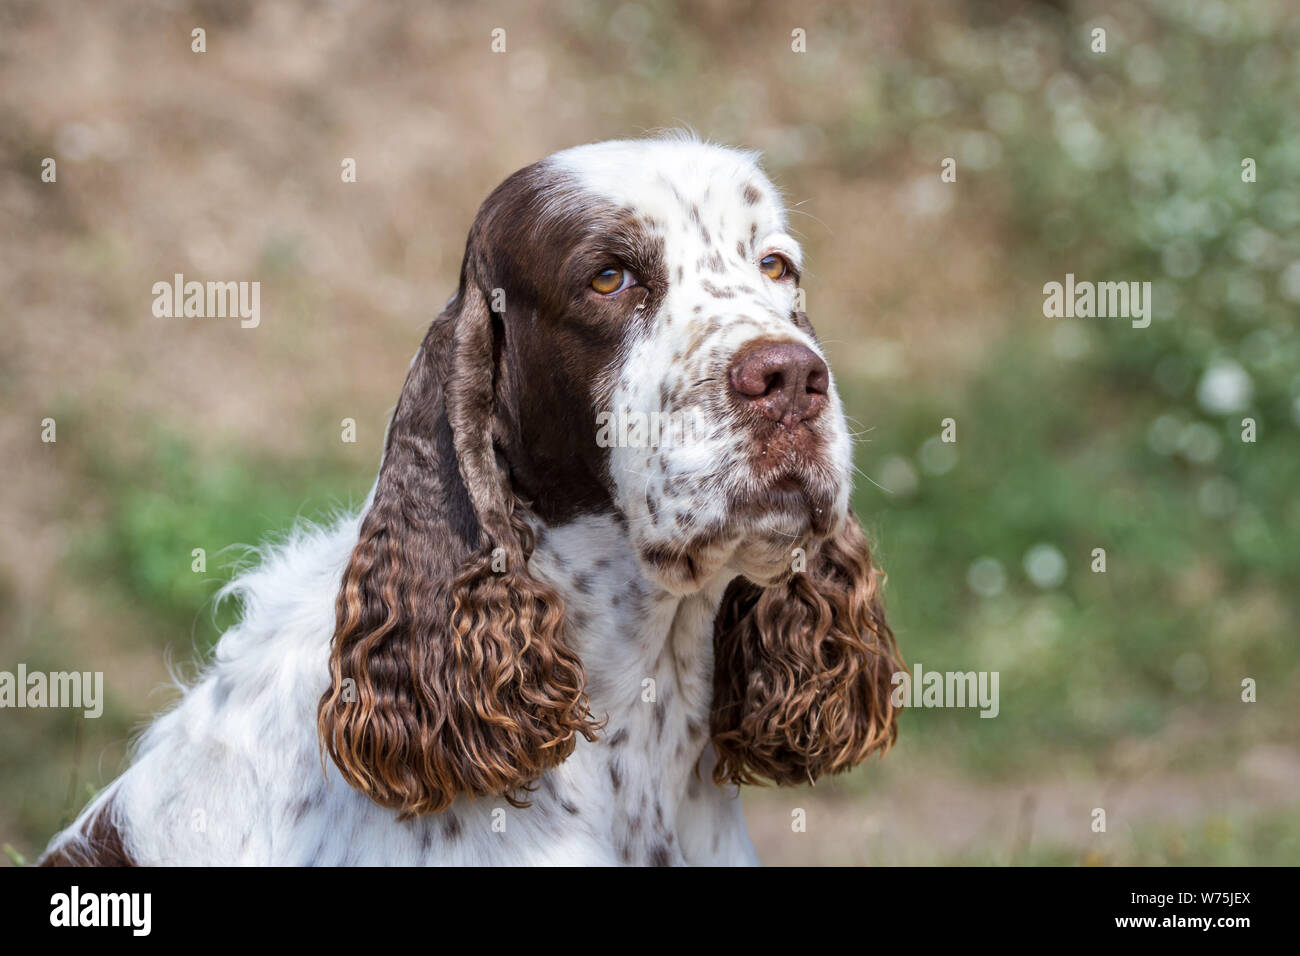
left=42, top=136, right=901, bottom=867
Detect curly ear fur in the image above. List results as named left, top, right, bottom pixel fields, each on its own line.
left=710, top=513, right=902, bottom=787
left=318, top=281, right=597, bottom=818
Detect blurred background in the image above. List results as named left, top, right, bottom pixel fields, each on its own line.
left=2, top=0, right=1298, bottom=865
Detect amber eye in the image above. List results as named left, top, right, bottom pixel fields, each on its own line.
left=591, top=267, right=635, bottom=295
left=759, top=254, right=791, bottom=280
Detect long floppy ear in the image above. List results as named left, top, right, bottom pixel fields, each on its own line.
left=710, top=512, right=902, bottom=786
left=318, top=279, right=597, bottom=818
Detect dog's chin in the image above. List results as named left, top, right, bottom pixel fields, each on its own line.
left=711, top=491, right=851, bottom=589
left=727, top=475, right=847, bottom=583
left=734, top=471, right=842, bottom=535
left=729, top=513, right=841, bottom=587
left=633, top=474, right=847, bottom=595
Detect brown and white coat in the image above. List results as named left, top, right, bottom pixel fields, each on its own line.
left=42, top=136, right=900, bottom=867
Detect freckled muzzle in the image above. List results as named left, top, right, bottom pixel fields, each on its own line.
left=719, top=336, right=843, bottom=538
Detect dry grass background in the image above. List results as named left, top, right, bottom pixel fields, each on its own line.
left=2, top=0, right=1296, bottom=865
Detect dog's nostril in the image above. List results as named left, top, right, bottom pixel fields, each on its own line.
left=729, top=341, right=829, bottom=424
left=729, top=356, right=776, bottom=398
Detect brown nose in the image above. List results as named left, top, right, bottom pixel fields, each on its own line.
left=728, top=341, right=829, bottom=425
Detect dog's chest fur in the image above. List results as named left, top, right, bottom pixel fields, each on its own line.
left=56, top=512, right=758, bottom=866
left=524, top=514, right=757, bottom=865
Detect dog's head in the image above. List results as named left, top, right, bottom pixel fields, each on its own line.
left=319, top=137, right=901, bottom=815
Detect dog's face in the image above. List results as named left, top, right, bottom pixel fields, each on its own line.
left=320, top=138, right=899, bottom=817
left=471, top=139, right=851, bottom=594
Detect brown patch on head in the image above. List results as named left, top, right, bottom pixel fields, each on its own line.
left=319, top=159, right=705, bottom=815
left=463, top=165, right=668, bottom=525
left=743, top=182, right=762, bottom=205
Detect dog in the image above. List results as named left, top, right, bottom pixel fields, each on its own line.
left=42, top=135, right=901, bottom=866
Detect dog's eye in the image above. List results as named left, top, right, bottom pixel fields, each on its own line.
left=759, top=254, right=792, bottom=280
left=591, top=267, right=637, bottom=295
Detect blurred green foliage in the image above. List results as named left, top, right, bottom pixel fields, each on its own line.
left=77, top=430, right=368, bottom=649
left=837, top=3, right=1300, bottom=778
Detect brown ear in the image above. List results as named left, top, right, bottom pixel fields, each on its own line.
left=318, top=279, right=597, bottom=818
left=710, top=512, right=902, bottom=787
